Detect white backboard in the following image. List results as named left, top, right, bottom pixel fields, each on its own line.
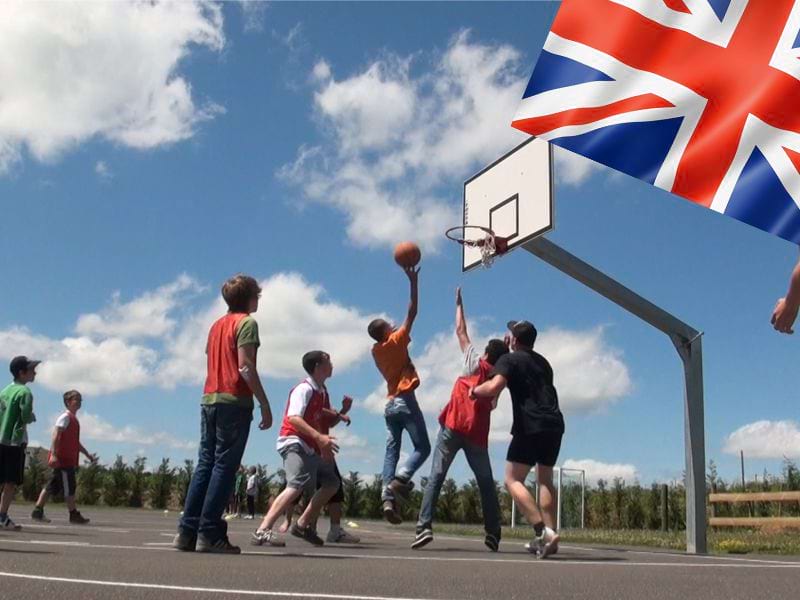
left=462, top=137, right=553, bottom=271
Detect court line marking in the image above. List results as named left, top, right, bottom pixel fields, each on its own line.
left=0, top=572, right=447, bottom=600
left=2, top=538, right=799, bottom=569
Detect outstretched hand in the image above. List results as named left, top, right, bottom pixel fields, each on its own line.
left=772, top=297, right=798, bottom=334
left=404, top=265, right=420, bottom=282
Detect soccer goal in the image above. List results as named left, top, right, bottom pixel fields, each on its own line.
left=510, top=466, right=586, bottom=530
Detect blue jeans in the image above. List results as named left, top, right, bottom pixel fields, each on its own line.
left=382, top=391, right=430, bottom=501
left=417, top=427, right=500, bottom=536
left=179, top=404, right=252, bottom=542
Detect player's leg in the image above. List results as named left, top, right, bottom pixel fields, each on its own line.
left=32, top=469, right=58, bottom=522
left=175, top=406, right=216, bottom=550
left=413, top=427, right=459, bottom=549
left=463, top=440, right=501, bottom=552
left=65, top=469, right=88, bottom=524
left=293, top=457, right=337, bottom=546
left=326, top=462, right=359, bottom=543
left=504, top=460, right=543, bottom=526
left=252, top=446, right=309, bottom=546
left=381, top=410, right=404, bottom=523
left=534, top=431, right=563, bottom=557
left=0, top=445, right=24, bottom=530
left=246, top=494, right=255, bottom=519
left=394, top=392, right=431, bottom=492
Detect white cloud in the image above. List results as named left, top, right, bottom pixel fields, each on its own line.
left=78, top=412, right=195, bottom=451
left=1, top=273, right=375, bottom=396
left=0, top=1, right=224, bottom=174
left=94, top=160, right=113, bottom=181
left=554, top=147, right=603, bottom=186
left=281, top=31, right=531, bottom=252
left=0, top=327, right=157, bottom=395
left=157, top=272, right=380, bottom=386
left=362, top=323, right=632, bottom=444
left=562, top=458, right=639, bottom=485
left=723, top=420, right=800, bottom=459
left=239, top=1, right=268, bottom=34
left=75, top=274, right=204, bottom=341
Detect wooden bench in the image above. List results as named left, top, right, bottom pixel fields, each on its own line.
left=709, top=491, right=800, bottom=528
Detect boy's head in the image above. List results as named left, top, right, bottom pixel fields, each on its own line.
left=63, top=390, right=82, bottom=412
left=10, top=356, right=40, bottom=384
left=367, top=318, right=392, bottom=342
left=302, top=350, right=333, bottom=381
left=248, top=466, right=256, bottom=475
left=483, top=339, right=510, bottom=365
left=507, top=320, right=537, bottom=349
left=222, top=274, right=262, bottom=314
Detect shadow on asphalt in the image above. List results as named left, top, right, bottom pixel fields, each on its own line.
left=0, top=547, right=57, bottom=555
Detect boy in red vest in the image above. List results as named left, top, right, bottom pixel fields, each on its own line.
left=31, top=390, right=96, bottom=524
left=174, top=274, right=273, bottom=554
left=412, top=288, right=508, bottom=551
left=251, top=351, right=341, bottom=547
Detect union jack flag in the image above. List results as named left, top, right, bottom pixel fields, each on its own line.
left=513, top=0, right=800, bottom=244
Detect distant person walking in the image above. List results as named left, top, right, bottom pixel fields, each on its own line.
left=173, top=274, right=273, bottom=554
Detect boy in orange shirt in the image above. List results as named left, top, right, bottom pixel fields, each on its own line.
left=368, top=266, right=430, bottom=524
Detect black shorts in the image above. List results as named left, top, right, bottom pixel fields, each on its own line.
left=506, top=431, right=563, bottom=467
left=46, top=468, right=77, bottom=497
left=318, top=461, right=344, bottom=504
left=0, top=444, right=25, bottom=485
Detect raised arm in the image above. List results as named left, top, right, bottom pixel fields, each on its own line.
left=772, top=255, right=800, bottom=334
left=455, top=287, right=471, bottom=352
left=401, top=266, right=420, bottom=334
left=238, top=344, right=273, bottom=430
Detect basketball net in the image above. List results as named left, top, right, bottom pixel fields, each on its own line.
left=445, top=226, right=509, bottom=269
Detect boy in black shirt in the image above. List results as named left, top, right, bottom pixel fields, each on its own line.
left=471, top=320, right=564, bottom=559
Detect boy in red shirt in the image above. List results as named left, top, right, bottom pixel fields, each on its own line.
left=250, top=351, right=342, bottom=547
left=31, top=390, right=96, bottom=524
left=412, top=288, right=508, bottom=551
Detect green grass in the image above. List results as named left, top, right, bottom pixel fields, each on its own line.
left=405, top=522, right=800, bottom=556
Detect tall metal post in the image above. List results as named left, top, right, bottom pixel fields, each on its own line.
left=523, top=237, right=707, bottom=554
left=581, top=470, right=586, bottom=529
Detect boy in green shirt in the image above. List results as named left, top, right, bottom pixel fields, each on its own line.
left=0, top=356, right=40, bottom=530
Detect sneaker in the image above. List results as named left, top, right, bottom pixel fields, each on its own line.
left=290, top=522, right=324, bottom=546
left=250, top=529, right=285, bottom=547
left=388, top=478, right=414, bottom=500
left=172, top=531, right=197, bottom=552
left=69, top=511, right=90, bottom=525
left=326, top=527, right=360, bottom=544
left=382, top=500, right=402, bottom=525
left=0, top=517, right=21, bottom=531
left=411, top=528, right=433, bottom=550
left=539, top=527, right=560, bottom=559
left=243, top=515, right=254, bottom=520
left=484, top=533, right=500, bottom=553
left=196, top=535, right=241, bottom=554
left=31, top=507, right=51, bottom=523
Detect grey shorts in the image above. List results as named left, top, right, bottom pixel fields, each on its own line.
left=280, top=444, right=339, bottom=492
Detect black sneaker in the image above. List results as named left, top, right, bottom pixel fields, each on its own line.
left=290, top=523, right=324, bottom=546
left=484, top=533, right=500, bottom=552
left=173, top=531, right=197, bottom=552
left=196, top=535, right=241, bottom=554
left=69, top=511, right=90, bottom=525
left=382, top=500, right=402, bottom=525
left=31, top=507, right=51, bottom=523
left=411, top=528, right=433, bottom=550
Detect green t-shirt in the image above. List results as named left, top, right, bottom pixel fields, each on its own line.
left=0, top=383, right=34, bottom=446
left=202, top=315, right=260, bottom=408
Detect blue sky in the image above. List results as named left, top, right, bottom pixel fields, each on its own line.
left=1, top=1, right=798, bottom=487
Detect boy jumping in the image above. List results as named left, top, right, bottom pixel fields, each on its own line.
left=0, top=356, right=40, bottom=531
left=251, top=351, right=341, bottom=547
left=368, top=266, right=430, bottom=524
left=413, top=288, right=508, bottom=551
left=31, top=390, right=96, bottom=524
left=472, top=320, right=565, bottom=559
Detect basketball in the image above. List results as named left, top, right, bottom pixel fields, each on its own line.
left=393, top=241, right=421, bottom=267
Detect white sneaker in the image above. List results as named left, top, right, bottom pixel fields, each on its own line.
left=540, top=527, right=560, bottom=559
left=243, top=515, right=254, bottom=520
left=326, top=527, right=360, bottom=544
left=250, top=528, right=285, bottom=547
left=0, top=517, right=21, bottom=531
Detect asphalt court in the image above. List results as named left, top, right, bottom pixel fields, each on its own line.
left=0, top=507, right=798, bottom=600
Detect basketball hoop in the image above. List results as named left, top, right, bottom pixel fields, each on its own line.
left=445, top=225, right=509, bottom=268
